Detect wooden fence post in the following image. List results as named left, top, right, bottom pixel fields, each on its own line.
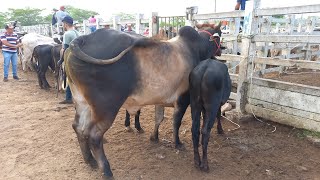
left=149, top=12, right=158, bottom=37
left=113, top=16, right=121, bottom=31
left=136, top=14, right=143, bottom=35
left=230, top=17, right=240, bottom=74
left=305, top=17, right=316, bottom=61
left=96, top=18, right=100, bottom=30
left=236, top=0, right=261, bottom=113
left=82, top=20, right=87, bottom=35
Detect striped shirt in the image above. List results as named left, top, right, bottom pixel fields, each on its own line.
left=0, top=32, right=18, bottom=53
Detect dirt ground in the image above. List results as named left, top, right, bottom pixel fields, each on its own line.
left=0, top=55, right=319, bottom=180
left=263, top=68, right=320, bottom=87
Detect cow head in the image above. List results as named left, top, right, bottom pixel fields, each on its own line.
left=197, top=22, right=222, bottom=58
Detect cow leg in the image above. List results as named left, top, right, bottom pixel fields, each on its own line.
left=40, top=66, right=51, bottom=89
left=200, top=98, right=220, bottom=172
left=191, top=101, right=201, bottom=169
left=88, top=114, right=116, bottom=178
left=173, top=92, right=190, bottom=149
left=216, top=106, right=224, bottom=134
left=40, top=71, right=49, bottom=89
left=150, top=105, right=164, bottom=142
left=70, top=84, right=97, bottom=168
left=134, top=110, right=143, bottom=133
left=124, top=110, right=133, bottom=132
left=37, top=70, right=43, bottom=89
left=72, top=108, right=97, bottom=169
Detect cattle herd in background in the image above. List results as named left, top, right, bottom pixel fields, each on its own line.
left=5, top=24, right=233, bottom=178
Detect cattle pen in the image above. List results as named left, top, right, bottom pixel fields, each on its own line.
left=185, top=1, right=320, bottom=132
left=11, top=1, right=320, bottom=132
left=1, top=1, right=320, bottom=179
left=71, top=2, right=320, bottom=133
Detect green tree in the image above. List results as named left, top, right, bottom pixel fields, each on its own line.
left=113, top=12, right=135, bottom=20
left=43, top=14, right=53, bottom=24
left=7, top=7, right=46, bottom=26
left=159, top=17, right=185, bottom=28
left=65, top=6, right=99, bottom=22
left=0, top=12, right=8, bottom=28
left=272, top=15, right=285, bottom=19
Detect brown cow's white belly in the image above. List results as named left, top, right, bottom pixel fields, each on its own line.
left=122, top=41, right=191, bottom=115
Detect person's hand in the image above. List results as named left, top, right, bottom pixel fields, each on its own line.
left=17, top=43, right=23, bottom=48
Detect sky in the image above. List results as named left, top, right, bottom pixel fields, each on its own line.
left=0, top=0, right=320, bottom=19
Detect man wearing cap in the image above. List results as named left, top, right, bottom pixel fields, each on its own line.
left=0, top=24, right=22, bottom=82
left=55, top=6, right=68, bottom=34
left=58, top=15, right=80, bottom=104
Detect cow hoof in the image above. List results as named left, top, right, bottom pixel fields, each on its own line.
left=217, top=130, right=224, bottom=135
left=43, top=86, right=50, bottom=90
left=136, top=128, right=144, bottom=134
left=150, top=135, right=159, bottom=143
left=175, top=142, right=186, bottom=150
left=194, top=159, right=201, bottom=169
left=200, top=163, right=209, bottom=172
left=125, top=126, right=133, bottom=132
left=102, top=175, right=114, bottom=180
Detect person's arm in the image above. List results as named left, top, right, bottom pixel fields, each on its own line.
left=1, top=38, right=21, bottom=48
left=235, top=0, right=241, bottom=10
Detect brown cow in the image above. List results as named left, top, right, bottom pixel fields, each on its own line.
left=65, top=24, right=222, bottom=178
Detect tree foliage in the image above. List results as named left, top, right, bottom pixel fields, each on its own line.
left=0, top=6, right=99, bottom=27
left=159, top=17, right=185, bottom=28
left=6, top=7, right=46, bottom=26
left=114, top=12, right=136, bottom=20
left=272, top=15, right=285, bottom=19
left=0, top=12, right=7, bottom=28
left=65, top=6, right=99, bottom=23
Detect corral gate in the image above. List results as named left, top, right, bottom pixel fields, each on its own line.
left=157, top=16, right=186, bottom=39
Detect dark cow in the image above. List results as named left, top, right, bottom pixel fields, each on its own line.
left=65, top=24, right=222, bottom=178
left=31, top=44, right=62, bottom=89
left=124, top=109, right=143, bottom=132
left=189, top=59, right=231, bottom=172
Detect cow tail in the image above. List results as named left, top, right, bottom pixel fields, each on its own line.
left=31, top=48, right=38, bottom=71
left=69, top=37, right=134, bottom=65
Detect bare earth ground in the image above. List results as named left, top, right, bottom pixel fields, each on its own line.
left=263, top=68, right=320, bottom=87
left=0, top=54, right=319, bottom=180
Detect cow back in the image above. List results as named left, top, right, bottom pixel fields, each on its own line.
left=75, top=29, right=142, bottom=60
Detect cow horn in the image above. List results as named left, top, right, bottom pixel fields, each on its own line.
left=69, top=38, right=134, bottom=65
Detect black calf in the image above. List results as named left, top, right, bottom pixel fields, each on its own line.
left=31, top=44, right=62, bottom=89
left=189, top=59, right=231, bottom=172
left=124, top=110, right=143, bottom=132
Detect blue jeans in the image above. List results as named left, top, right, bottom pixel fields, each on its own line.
left=2, top=51, right=18, bottom=78
left=66, top=85, right=72, bottom=101
left=89, top=26, right=96, bottom=33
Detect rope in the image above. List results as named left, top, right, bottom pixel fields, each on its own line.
left=222, top=115, right=241, bottom=132
left=248, top=52, right=277, bottom=133
left=221, top=33, right=257, bottom=44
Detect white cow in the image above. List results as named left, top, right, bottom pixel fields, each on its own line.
left=20, top=33, right=58, bottom=71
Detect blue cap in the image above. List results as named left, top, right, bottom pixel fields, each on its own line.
left=62, top=15, right=73, bottom=25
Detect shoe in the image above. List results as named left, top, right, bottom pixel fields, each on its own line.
left=3, top=77, right=8, bottom=82
left=59, top=100, right=73, bottom=104
left=13, top=76, right=19, bottom=80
